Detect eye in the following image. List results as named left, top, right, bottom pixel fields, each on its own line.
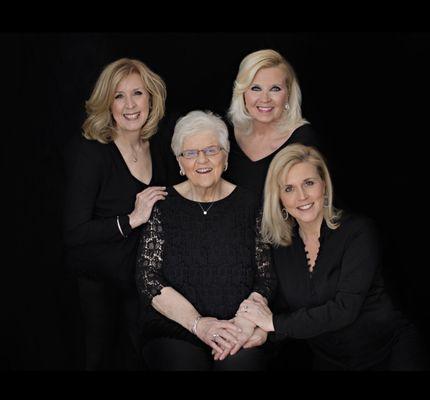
left=114, top=93, right=123, bottom=99
left=305, top=180, right=315, bottom=187
left=271, top=86, right=281, bottom=92
left=250, top=85, right=261, bottom=91
left=182, top=150, right=198, bottom=159
left=284, top=185, right=293, bottom=193
left=204, top=146, right=220, bottom=156
left=134, top=90, right=143, bottom=95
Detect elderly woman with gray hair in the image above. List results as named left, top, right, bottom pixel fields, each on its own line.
left=135, top=110, right=276, bottom=370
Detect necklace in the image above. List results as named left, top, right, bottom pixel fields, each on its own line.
left=198, top=201, right=215, bottom=215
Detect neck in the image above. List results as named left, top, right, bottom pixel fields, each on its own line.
left=297, top=215, right=324, bottom=242
left=115, top=132, right=143, bottom=148
left=187, top=180, right=223, bottom=202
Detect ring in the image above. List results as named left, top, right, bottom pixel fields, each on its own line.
left=244, top=305, right=248, bottom=310
left=212, top=333, right=220, bottom=340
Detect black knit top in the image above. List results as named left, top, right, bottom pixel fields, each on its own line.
left=135, top=185, right=276, bottom=345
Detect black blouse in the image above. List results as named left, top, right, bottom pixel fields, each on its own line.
left=270, top=213, right=408, bottom=370
left=224, top=123, right=320, bottom=198
left=135, top=186, right=276, bottom=345
left=63, top=134, right=166, bottom=287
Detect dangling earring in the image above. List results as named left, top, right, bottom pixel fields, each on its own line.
left=223, top=163, right=228, bottom=172
left=179, top=169, right=185, bottom=176
left=281, top=208, right=289, bottom=220
left=323, top=195, right=329, bottom=208
left=284, top=103, right=290, bottom=111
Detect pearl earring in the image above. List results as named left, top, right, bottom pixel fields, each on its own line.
left=284, top=103, right=290, bottom=111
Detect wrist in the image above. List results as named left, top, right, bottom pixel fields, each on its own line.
left=191, top=315, right=202, bottom=335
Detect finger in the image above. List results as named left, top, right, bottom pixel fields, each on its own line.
left=215, top=335, right=233, bottom=352
left=218, top=329, right=239, bottom=345
left=217, top=321, right=242, bottom=333
left=218, top=347, right=231, bottom=361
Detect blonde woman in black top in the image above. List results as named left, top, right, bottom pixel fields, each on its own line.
left=237, top=144, right=428, bottom=370
left=63, top=58, right=168, bottom=370
left=225, top=49, right=320, bottom=198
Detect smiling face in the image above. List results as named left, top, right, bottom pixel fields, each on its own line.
left=177, top=131, right=227, bottom=190
left=111, top=73, right=150, bottom=135
left=280, top=161, right=325, bottom=225
left=244, top=66, right=288, bottom=125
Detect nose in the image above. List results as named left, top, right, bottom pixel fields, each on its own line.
left=260, top=90, right=271, bottom=102
left=196, top=150, right=209, bottom=163
left=125, top=95, right=136, bottom=109
left=297, top=186, right=309, bottom=200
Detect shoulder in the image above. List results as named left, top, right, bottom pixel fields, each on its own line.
left=337, top=212, right=379, bottom=240
left=64, top=135, right=108, bottom=171
left=289, top=123, right=320, bottom=148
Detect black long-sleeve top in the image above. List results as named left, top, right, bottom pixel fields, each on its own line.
left=63, top=134, right=166, bottom=287
left=135, top=186, right=276, bottom=346
left=270, top=213, right=408, bottom=370
left=224, top=123, right=321, bottom=199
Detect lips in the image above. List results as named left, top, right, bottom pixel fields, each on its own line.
left=123, top=112, right=141, bottom=120
left=256, top=106, right=274, bottom=113
left=297, top=203, right=313, bottom=211
left=195, top=168, right=213, bottom=174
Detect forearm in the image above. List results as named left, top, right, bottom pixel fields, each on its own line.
left=151, top=287, right=200, bottom=333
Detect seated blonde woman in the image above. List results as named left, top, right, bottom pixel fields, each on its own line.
left=237, top=144, right=428, bottom=370
left=135, top=110, right=276, bottom=370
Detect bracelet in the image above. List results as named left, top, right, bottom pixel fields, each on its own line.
left=116, top=216, right=126, bottom=238
left=191, top=315, right=202, bottom=335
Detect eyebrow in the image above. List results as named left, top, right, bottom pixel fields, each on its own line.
left=114, top=87, right=144, bottom=93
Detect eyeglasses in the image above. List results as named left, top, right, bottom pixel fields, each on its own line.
left=179, top=145, right=225, bottom=159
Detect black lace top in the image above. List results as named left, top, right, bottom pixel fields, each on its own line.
left=135, top=185, right=276, bottom=344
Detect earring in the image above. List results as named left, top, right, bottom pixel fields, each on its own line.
left=284, top=103, right=290, bottom=111
left=223, top=163, right=228, bottom=172
left=179, top=169, right=185, bottom=176
left=281, top=208, right=289, bottom=220
left=323, top=195, right=329, bottom=208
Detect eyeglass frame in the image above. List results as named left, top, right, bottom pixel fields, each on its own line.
left=178, top=145, right=226, bottom=159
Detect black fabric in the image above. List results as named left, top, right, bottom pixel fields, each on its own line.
left=143, top=337, right=268, bottom=371
left=269, top=213, right=427, bottom=370
left=77, top=276, right=141, bottom=370
left=63, top=134, right=166, bottom=287
left=224, top=123, right=321, bottom=199
left=135, top=185, right=276, bottom=347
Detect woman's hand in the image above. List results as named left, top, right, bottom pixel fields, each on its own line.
left=243, top=327, right=267, bottom=349
left=236, top=299, right=275, bottom=333
left=212, top=316, right=255, bottom=360
left=195, top=317, right=242, bottom=360
left=128, top=186, right=167, bottom=228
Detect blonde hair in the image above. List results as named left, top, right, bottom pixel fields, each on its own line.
left=262, top=144, right=341, bottom=247
left=171, top=110, right=230, bottom=156
left=228, top=49, right=308, bottom=136
left=82, top=58, right=166, bottom=143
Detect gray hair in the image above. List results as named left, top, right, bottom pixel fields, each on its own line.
left=171, top=110, right=230, bottom=156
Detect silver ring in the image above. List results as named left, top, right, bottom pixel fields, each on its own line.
left=212, top=333, right=220, bottom=340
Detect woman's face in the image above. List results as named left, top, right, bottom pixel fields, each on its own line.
left=111, top=73, right=150, bottom=135
left=177, top=132, right=227, bottom=190
left=244, top=66, right=288, bottom=125
left=280, top=161, right=325, bottom=225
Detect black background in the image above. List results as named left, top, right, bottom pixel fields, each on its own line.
left=2, top=32, right=429, bottom=370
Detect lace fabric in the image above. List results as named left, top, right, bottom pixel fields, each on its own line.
left=135, top=187, right=275, bottom=322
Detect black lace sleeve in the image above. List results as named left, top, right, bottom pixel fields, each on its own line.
left=135, top=206, right=167, bottom=306
left=252, top=212, right=277, bottom=302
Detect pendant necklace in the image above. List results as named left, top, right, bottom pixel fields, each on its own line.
left=198, top=201, right=215, bottom=215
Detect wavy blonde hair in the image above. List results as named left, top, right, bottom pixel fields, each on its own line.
left=228, top=49, right=308, bottom=136
left=82, top=58, right=166, bottom=143
left=262, top=144, right=341, bottom=247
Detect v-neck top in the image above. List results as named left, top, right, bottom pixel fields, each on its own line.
left=223, top=123, right=320, bottom=200
left=63, top=135, right=166, bottom=287
left=269, top=213, right=409, bottom=370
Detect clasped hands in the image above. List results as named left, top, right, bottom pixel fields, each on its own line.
left=195, top=293, right=269, bottom=361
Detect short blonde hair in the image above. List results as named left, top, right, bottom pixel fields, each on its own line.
left=82, top=58, right=166, bottom=143
left=171, top=110, right=230, bottom=156
left=262, top=144, right=341, bottom=247
left=228, top=49, right=308, bottom=135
